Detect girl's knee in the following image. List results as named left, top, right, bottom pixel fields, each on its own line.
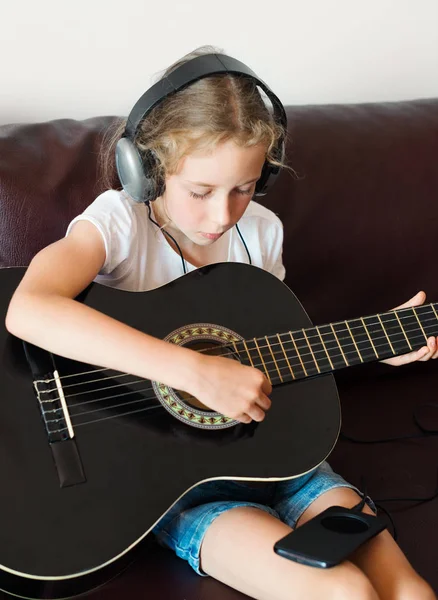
left=326, top=563, right=379, bottom=600
left=398, top=576, right=436, bottom=600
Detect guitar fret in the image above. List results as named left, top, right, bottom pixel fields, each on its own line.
left=396, top=308, right=429, bottom=350
left=360, top=317, right=379, bottom=358
left=378, top=312, right=412, bottom=354
left=331, top=321, right=361, bottom=365
left=258, top=335, right=289, bottom=383
left=361, top=315, right=392, bottom=359
left=278, top=332, right=306, bottom=379
left=302, top=329, right=321, bottom=374
left=253, top=338, right=272, bottom=384
left=268, top=335, right=295, bottom=382
left=276, top=333, right=295, bottom=379
left=330, top=324, right=349, bottom=366
left=231, top=340, right=239, bottom=359
left=394, top=311, right=412, bottom=350
left=412, top=307, right=427, bottom=341
left=315, top=326, right=335, bottom=370
left=345, top=320, right=363, bottom=362
left=301, top=326, right=331, bottom=372
left=234, top=301, right=438, bottom=388
left=316, top=324, right=348, bottom=368
left=344, top=318, right=379, bottom=361
left=265, top=336, right=283, bottom=383
left=291, top=330, right=321, bottom=376
left=242, top=339, right=255, bottom=367
left=377, top=314, right=395, bottom=354
left=239, top=338, right=263, bottom=371
left=289, top=332, right=308, bottom=377
left=420, top=304, right=438, bottom=338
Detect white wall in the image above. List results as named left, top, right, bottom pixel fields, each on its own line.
left=1, top=0, right=437, bottom=125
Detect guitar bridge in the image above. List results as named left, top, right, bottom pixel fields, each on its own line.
left=23, top=341, right=86, bottom=487
left=34, top=370, right=74, bottom=443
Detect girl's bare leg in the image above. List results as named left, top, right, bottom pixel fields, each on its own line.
left=296, top=487, right=436, bottom=600
left=200, top=506, right=379, bottom=600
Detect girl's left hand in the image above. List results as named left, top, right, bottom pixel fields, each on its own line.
left=380, top=291, right=438, bottom=366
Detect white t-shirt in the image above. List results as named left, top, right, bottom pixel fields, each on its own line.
left=65, top=189, right=285, bottom=291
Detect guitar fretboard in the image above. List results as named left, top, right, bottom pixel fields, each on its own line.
left=232, top=303, right=438, bottom=385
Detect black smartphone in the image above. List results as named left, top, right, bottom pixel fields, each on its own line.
left=274, top=505, right=387, bottom=568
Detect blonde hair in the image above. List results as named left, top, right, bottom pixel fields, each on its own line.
left=99, top=45, right=293, bottom=193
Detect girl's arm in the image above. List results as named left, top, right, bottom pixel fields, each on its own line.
left=5, top=220, right=201, bottom=394
left=5, top=220, right=271, bottom=423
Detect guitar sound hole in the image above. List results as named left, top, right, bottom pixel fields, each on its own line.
left=178, top=341, right=240, bottom=411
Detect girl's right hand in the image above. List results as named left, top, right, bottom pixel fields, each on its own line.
left=186, top=353, right=272, bottom=424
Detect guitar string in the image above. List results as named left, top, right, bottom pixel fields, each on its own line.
left=52, top=320, right=434, bottom=430
left=58, top=404, right=166, bottom=429
left=41, top=326, right=436, bottom=432
left=42, top=306, right=438, bottom=387
left=51, top=303, right=438, bottom=382
left=42, top=322, right=437, bottom=407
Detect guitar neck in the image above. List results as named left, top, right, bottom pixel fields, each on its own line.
left=233, top=303, right=438, bottom=385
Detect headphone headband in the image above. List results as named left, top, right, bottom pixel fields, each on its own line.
left=116, top=53, right=287, bottom=202
left=125, top=54, right=287, bottom=140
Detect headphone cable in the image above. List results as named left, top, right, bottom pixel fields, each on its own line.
left=146, top=202, right=252, bottom=273
left=340, top=401, right=438, bottom=540
left=146, top=201, right=187, bottom=274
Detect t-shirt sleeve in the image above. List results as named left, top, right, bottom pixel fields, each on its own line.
left=264, top=216, right=286, bottom=282
left=65, top=190, right=136, bottom=276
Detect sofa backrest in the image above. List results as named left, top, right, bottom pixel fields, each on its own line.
left=0, top=116, right=117, bottom=268
left=1, top=99, right=437, bottom=327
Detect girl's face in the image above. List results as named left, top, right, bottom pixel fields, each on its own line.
left=154, top=139, right=267, bottom=248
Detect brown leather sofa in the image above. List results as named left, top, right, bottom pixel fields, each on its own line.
left=1, top=98, right=437, bottom=598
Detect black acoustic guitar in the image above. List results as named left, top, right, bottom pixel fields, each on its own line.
left=0, top=263, right=436, bottom=599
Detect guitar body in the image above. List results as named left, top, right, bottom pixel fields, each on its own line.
left=0, top=263, right=340, bottom=599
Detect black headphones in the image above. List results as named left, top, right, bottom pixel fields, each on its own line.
left=115, top=53, right=287, bottom=204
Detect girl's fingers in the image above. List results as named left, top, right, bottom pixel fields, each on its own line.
left=257, top=394, right=272, bottom=411
left=237, top=413, right=252, bottom=424
left=382, top=347, right=426, bottom=365
left=383, top=336, right=437, bottom=365
left=247, top=405, right=266, bottom=422
left=262, top=379, right=273, bottom=396
left=391, top=291, right=425, bottom=311
left=417, top=347, right=432, bottom=362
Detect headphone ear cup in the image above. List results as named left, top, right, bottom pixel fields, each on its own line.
left=142, top=148, right=166, bottom=202
left=254, top=161, right=271, bottom=195
left=115, top=138, right=165, bottom=203
left=254, top=138, right=285, bottom=196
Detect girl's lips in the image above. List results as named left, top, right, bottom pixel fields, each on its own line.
left=199, top=232, right=223, bottom=240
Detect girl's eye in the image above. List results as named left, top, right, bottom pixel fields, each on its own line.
left=236, top=188, right=253, bottom=197
left=189, top=188, right=253, bottom=200
left=189, top=191, right=209, bottom=199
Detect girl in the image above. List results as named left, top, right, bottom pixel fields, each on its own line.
left=5, top=45, right=437, bottom=600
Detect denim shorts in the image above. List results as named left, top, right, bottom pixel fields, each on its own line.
left=152, top=460, right=376, bottom=576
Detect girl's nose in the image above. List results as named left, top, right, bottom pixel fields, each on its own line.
left=212, top=196, right=233, bottom=228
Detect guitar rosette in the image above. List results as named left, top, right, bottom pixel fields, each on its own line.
left=152, top=323, right=243, bottom=429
